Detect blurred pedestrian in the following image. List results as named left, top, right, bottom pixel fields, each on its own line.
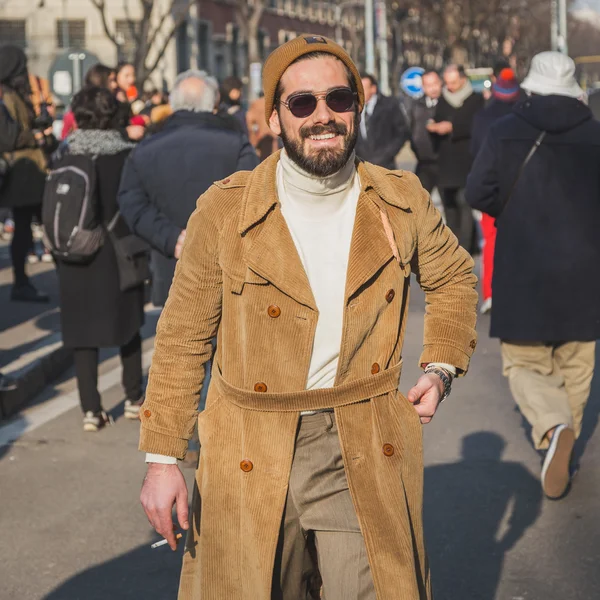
left=55, top=87, right=145, bottom=431
left=0, top=45, right=52, bottom=302
left=62, top=64, right=118, bottom=140
left=465, top=52, right=599, bottom=499
left=116, top=61, right=136, bottom=100
left=471, top=68, right=521, bottom=314
left=410, top=70, right=442, bottom=193
left=118, top=70, right=258, bottom=307
left=355, top=73, right=409, bottom=169
left=246, top=93, right=279, bottom=161
left=137, top=35, right=477, bottom=599
left=428, top=64, right=484, bottom=253
left=219, top=75, right=248, bottom=135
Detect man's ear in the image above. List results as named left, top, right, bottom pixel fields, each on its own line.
left=269, top=108, right=281, bottom=136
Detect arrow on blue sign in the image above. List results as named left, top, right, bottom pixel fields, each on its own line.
left=401, top=67, right=425, bottom=99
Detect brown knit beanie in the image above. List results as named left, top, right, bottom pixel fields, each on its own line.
left=262, top=34, right=364, bottom=124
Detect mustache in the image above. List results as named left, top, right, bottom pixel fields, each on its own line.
left=300, top=122, right=348, bottom=139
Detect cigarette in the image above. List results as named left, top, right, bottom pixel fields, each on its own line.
left=151, top=533, right=183, bottom=549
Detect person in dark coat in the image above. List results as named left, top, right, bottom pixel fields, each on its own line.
left=465, top=51, right=598, bottom=500
left=0, top=45, right=53, bottom=303
left=470, top=68, right=521, bottom=314
left=355, top=73, right=409, bottom=170
left=428, top=64, right=484, bottom=253
left=410, top=70, right=442, bottom=193
left=218, top=75, right=248, bottom=136
left=56, top=87, right=145, bottom=432
left=118, top=70, right=258, bottom=307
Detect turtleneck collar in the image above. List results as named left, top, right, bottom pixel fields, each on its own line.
left=279, top=148, right=356, bottom=198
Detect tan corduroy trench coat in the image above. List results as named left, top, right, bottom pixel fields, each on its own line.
left=139, top=152, right=478, bottom=599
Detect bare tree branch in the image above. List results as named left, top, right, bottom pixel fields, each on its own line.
left=90, top=0, right=120, bottom=46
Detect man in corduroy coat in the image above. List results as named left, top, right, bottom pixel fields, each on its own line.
left=139, top=36, right=478, bottom=600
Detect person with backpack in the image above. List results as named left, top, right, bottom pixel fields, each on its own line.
left=49, top=86, right=145, bottom=431
left=0, top=45, right=52, bottom=302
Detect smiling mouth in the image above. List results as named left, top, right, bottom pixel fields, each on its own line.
left=308, top=133, right=337, bottom=141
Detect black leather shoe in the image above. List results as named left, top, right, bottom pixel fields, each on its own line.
left=10, top=282, right=50, bottom=303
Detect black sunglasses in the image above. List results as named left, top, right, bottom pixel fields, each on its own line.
left=280, top=87, right=357, bottom=119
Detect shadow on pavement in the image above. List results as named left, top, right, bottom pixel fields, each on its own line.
left=43, top=537, right=183, bottom=600
left=424, top=432, right=542, bottom=600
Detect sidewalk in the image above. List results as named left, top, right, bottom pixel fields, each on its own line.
left=0, top=240, right=71, bottom=419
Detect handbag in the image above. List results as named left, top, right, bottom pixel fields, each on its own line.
left=106, top=211, right=151, bottom=292
left=500, top=130, right=546, bottom=215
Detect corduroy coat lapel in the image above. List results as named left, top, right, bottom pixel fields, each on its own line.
left=238, top=152, right=317, bottom=311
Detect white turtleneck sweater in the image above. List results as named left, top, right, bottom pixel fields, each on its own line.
left=277, top=149, right=360, bottom=390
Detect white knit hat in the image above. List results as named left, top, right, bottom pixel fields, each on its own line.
left=521, top=51, right=584, bottom=98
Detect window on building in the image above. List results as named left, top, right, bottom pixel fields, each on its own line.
left=198, top=21, right=211, bottom=72
left=0, top=20, right=26, bottom=48
left=115, top=20, right=141, bottom=63
left=56, top=20, right=86, bottom=49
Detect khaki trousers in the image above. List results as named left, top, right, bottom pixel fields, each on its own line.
left=271, top=412, right=375, bottom=600
left=501, top=341, right=596, bottom=449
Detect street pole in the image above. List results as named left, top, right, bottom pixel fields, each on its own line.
left=188, top=2, right=200, bottom=70
left=375, top=0, right=389, bottom=95
left=558, top=0, right=568, bottom=55
left=365, top=0, right=375, bottom=75
left=335, top=4, right=342, bottom=46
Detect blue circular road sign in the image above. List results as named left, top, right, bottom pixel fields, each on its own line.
left=401, top=67, right=425, bottom=99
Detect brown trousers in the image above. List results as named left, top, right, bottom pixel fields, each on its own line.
left=501, top=341, right=596, bottom=449
left=271, top=411, right=376, bottom=600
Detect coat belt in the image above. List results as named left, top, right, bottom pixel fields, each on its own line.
left=212, top=361, right=403, bottom=412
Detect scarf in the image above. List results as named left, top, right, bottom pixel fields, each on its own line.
left=67, top=129, right=135, bottom=156
left=442, top=79, right=474, bottom=109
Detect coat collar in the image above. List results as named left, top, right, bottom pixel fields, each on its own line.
left=237, top=152, right=411, bottom=309
left=238, top=151, right=410, bottom=235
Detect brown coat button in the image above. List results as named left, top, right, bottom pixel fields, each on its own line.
left=385, top=289, right=395, bottom=303
left=240, top=459, right=253, bottom=472
left=371, top=363, right=380, bottom=374
left=267, top=305, right=281, bottom=318
left=254, top=382, right=268, bottom=393
left=470, top=339, right=477, bottom=350
left=143, top=409, right=151, bottom=418
left=222, top=178, right=231, bottom=184
left=383, top=443, right=395, bottom=457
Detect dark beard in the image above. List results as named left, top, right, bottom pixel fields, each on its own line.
left=280, top=112, right=359, bottom=177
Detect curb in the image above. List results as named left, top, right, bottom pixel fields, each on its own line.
left=0, top=345, right=73, bottom=420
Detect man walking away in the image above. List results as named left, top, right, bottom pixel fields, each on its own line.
left=410, top=70, right=442, bottom=193
left=118, top=70, right=258, bottom=307
left=355, top=73, right=409, bottom=169
left=466, top=51, right=599, bottom=499
left=471, top=68, right=521, bottom=314
left=428, top=65, right=484, bottom=253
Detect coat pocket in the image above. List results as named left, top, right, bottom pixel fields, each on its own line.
left=225, top=266, right=270, bottom=295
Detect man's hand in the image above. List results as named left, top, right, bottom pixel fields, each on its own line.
left=141, top=463, right=189, bottom=550
left=426, top=121, right=453, bottom=135
left=174, top=229, right=186, bottom=259
left=407, top=373, right=445, bottom=424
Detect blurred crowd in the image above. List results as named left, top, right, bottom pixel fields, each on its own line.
left=1, top=40, right=599, bottom=493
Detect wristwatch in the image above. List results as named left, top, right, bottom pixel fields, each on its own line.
left=424, top=366, right=453, bottom=402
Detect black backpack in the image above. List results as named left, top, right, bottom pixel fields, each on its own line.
left=42, top=154, right=105, bottom=263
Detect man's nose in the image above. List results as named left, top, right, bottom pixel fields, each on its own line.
left=312, top=96, right=335, bottom=124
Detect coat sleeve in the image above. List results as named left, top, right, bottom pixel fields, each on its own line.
left=139, top=195, right=223, bottom=458
left=407, top=173, right=479, bottom=374
left=464, top=127, right=502, bottom=217
left=117, top=153, right=182, bottom=257
left=371, top=99, right=408, bottom=167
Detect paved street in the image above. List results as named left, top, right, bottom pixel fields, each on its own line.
left=1, top=273, right=599, bottom=600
